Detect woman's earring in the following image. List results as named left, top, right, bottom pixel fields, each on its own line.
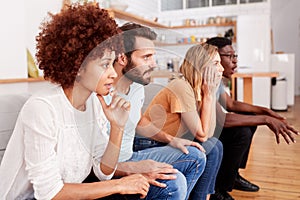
left=76, top=72, right=81, bottom=82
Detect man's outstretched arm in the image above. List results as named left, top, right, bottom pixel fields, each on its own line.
left=220, top=91, right=285, bottom=120
left=216, top=100, right=299, bottom=144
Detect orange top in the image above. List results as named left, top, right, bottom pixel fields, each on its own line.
left=143, top=78, right=198, bottom=137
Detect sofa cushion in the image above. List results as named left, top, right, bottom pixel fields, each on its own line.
left=0, top=94, right=30, bottom=152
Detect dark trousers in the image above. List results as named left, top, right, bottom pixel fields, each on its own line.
left=214, top=125, right=257, bottom=191
left=133, top=136, right=166, bottom=151
left=99, top=194, right=140, bottom=200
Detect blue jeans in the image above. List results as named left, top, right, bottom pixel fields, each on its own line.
left=189, top=137, right=223, bottom=199
left=145, top=171, right=187, bottom=200
left=129, top=144, right=206, bottom=200
left=134, top=136, right=223, bottom=200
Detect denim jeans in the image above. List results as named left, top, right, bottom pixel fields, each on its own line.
left=188, top=137, right=223, bottom=199
left=129, top=144, right=206, bottom=200
left=134, top=136, right=223, bottom=200
left=145, top=171, right=187, bottom=200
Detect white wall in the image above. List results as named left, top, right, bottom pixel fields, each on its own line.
left=0, top=0, right=26, bottom=79
left=0, top=0, right=62, bottom=80
left=271, top=0, right=300, bottom=95
left=125, top=0, right=159, bottom=20
left=237, top=14, right=272, bottom=107
left=237, top=14, right=271, bottom=71
left=25, top=0, right=62, bottom=76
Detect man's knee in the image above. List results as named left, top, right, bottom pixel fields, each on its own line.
left=203, top=137, right=223, bottom=158
left=148, top=172, right=187, bottom=200
left=236, top=126, right=256, bottom=143
left=222, top=126, right=256, bottom=144
left=181, top=146, right=207, bottom=177
left=186, top=146, right=206, bottom=165
left=166, top=172, right=187, bottom=200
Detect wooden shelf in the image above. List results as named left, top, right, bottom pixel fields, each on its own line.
left=108, top=8, right=236, bottom=30
left=0, top=77, right=45, bottom=84
left=171, top=21, right=236, bottom=29
left=154, top=41, right=200, bottom=46
left=108, top=8, right=168, bottom=28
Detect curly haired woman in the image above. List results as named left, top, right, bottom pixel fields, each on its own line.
left=0, top=3, right=149, bottom=199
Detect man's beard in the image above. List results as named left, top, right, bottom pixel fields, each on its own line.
left=122, top=60, right=153, bottom=86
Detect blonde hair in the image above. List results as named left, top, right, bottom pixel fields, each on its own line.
left=179, top=43, right=218, bottom=101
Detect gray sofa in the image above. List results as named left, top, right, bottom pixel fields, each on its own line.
left=0, top=94, right=30, bottom=163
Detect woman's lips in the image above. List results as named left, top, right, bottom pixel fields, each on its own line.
left=105, top=83, right=113, bottom=90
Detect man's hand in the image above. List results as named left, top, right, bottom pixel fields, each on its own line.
left=265, top=116, right=299, bottom=144
left=169, top=137, right=206, bottom=154
left=132, top=160, right=178, bottom=188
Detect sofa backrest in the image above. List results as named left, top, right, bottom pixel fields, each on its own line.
left=142, top=83, right=165, bottom=113
left=0, top=94, right=30, bottom=163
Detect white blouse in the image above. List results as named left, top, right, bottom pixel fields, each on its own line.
left=0, top=86, right=115, bottom=200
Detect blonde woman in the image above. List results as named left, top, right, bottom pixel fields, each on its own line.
left=142, top=43, right=224, bottom=200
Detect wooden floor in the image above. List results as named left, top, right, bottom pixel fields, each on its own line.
left=230, top=96, right=300, bottom=200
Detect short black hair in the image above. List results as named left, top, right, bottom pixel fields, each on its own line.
left=206, top=37, right=232, bottom=49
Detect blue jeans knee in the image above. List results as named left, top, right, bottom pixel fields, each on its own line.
left=145, top=171, right=187, bottom=200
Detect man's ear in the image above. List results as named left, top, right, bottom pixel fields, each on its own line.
left=117, top=53, right=128, bottom=66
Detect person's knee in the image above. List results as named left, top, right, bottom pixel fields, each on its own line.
left=205, top=137, right=223, bottom=158
left=238, top=126, right=256, bottom=144
left=186, top=146, right=206, bottom=166
left=215, top=139, right=223, bottom=153
left=146, top=173, right=187, bottom=200
left=211, top=139, right=223, bottom=162
left=151, top=172, right=187, bottom=200
left=166, top=171, right=187, bottom=200
left=155, top=172, right=187, bottom=200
